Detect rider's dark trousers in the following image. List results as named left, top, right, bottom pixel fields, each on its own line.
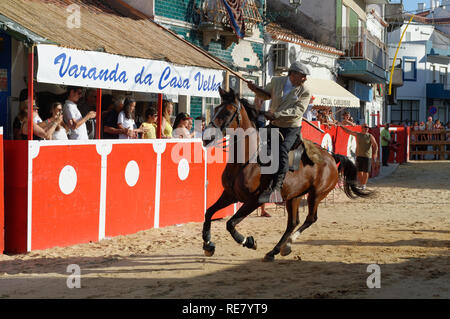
left=274, top=125, right=301, bottom=176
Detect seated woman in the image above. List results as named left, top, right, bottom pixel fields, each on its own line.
left=172, top=112, right=194, bottom=138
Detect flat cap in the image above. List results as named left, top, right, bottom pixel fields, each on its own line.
left=289, top=61, right=310, bottom=75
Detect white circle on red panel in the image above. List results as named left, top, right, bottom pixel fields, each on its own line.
left=59, top=165, right=77, bottom=195
left=125, top=160, right=140, bottom=187
left=347, top=135, right=357, bottom=163
left=321, top=133, right=333, bottom=153
left=178, top=158, right=190, bottom=181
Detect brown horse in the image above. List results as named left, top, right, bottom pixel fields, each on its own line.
left=202, top=88, right=371, bottom=261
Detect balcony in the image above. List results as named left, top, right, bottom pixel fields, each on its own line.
left=337, top=28, right=388, bottom=83
left=427, top=83, right=450, bottom=99
left=198, top=0, right=262, bottom=47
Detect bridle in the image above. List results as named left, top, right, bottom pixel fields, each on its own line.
left=208, top=100, right=242, bottom=134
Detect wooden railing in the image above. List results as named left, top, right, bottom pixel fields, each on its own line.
left=409, top=129, right=450, bottom=160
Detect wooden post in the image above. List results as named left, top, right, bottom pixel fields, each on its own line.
left=156, top=93, right=163, bottom=138
left=27, top=46, right=35, bottom=140
left=95, top=88, right=102, bottom=139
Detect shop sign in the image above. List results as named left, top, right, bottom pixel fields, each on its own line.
left=37, top=45, right=223, bottom=97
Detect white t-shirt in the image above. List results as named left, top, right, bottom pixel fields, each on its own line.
left=63, top=100, right=89, bottom=140
left=117, top=111, right=136, bottom=139
left=53, top=127, right=68, bottom=140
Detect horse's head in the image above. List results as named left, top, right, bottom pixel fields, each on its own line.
left=203, top=87, right=243, bottom=147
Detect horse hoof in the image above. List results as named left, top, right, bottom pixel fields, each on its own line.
left=262, top=254, right=275, bottom=262
left=280, top=245, right=292, bottom=256
left=204, top=249, right=215, bottom=257
left=243, top=236, right=257, bottom=250
left=203, top=241, right=215, bottom=257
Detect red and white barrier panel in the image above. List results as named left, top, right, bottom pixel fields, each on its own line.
left=3, top=139, right=233, bottom=253
left=3, top=124, right=388, bottom=253
left=0, top=128, right=4, bottom=253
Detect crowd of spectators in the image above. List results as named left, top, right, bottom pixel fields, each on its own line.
left=410, top=116, right=450, bottom=160
left=13, top=87, right=207, bottom=141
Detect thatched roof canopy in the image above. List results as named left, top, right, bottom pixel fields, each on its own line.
left=0, top=0, right=227, bottom=70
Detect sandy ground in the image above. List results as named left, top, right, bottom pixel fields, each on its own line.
left=0, top=161, right=449, bottom=299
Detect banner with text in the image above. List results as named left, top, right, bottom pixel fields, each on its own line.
left=37, top=45, right=223, bottom=97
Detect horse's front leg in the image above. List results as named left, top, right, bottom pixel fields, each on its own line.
left=226, top=201, right=261, bottom=250
left=264, top=197, right=301, bottom=262
left=203, top=191, right=236, bottom=256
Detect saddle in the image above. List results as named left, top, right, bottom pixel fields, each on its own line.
left=258, top=127, right=323, bottom=171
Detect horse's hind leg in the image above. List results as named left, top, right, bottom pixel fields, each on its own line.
left=286, top=191, right=324, bottom=248
left=264, top=197, right=301, bottom=262
left=203, top=191, right=237, bottom=256
left=226, top=201, right=261, bottom=250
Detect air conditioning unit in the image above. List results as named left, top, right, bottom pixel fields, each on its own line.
left=273, top=43, right=301, bottom=72
left=273, top=43, right=289, bottom=71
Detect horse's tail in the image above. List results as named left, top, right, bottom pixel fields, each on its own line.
left=332, top=153, right=374, bottom=199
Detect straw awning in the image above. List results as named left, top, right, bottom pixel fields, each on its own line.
left=307, top=78, right=360, bottom=108
left=0, top=0, right=229, bottom=71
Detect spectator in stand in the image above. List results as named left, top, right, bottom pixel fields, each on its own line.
left=63, top=86, right=96, bottom=140
left=21, top=102, right=59, bottom=140
left=102, top=95, right=128, bottom=139
left=325, top=108, right=337, bottom=126
left=433, top=119, right=444, bottom=159
left=339, top=123, right=378, bottom=190
left=161, top=100, right=174, bottom=138
left=117, top=97, right=143, bottom=139
left=78, top=88, right=97, bottom=139
left=411, top=121, right=420, bottom=160
left=14, top=89, right=31, bottom=140
left=101, top=94, right=114, bottom=117
left=425, top=116, right=434, bottom=130
left=341, top=111, right=356, bottom=126
left=304, top=96, right=316, bottom=122
left=380, top=123, right=391, bottom=166
left=44, top=102, right=69, bottom=140
left=317, top=110, right=332, bottom=129
left=417, top=120, right=427, bottom=160
left=194, top=115, right=206, bottom=139
left=172, top=112, right=194, bottom=138
left=139, top=107, right=157, bottom=139
left=434, top=119, right=443, bottom=130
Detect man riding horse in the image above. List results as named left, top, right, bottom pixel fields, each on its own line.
left=247, top=61, right=311, bottom=204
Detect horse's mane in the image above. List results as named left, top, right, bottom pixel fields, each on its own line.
left=239, top=98, right=259, bottom=126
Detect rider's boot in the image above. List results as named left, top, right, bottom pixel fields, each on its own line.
left=258, top=172, right=286, bottom=204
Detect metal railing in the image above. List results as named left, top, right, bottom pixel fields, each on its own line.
left=200, top=0, right=262, bottom=33
left=338, top=28, right=388, bottom=70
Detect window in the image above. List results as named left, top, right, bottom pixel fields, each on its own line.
left=391, top=100, right=419, bottom=123
left=440, top=67, right=448, bottom=85
left=403, top=57, right=417, bottom=81
left=204, top=97, right=221, bottom=124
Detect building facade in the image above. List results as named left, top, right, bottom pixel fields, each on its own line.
left=123, top=0, right=265, bottom=122
left=267, top=0, right=390, bottom=126
left=387, top=4, right=450, bottom=124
